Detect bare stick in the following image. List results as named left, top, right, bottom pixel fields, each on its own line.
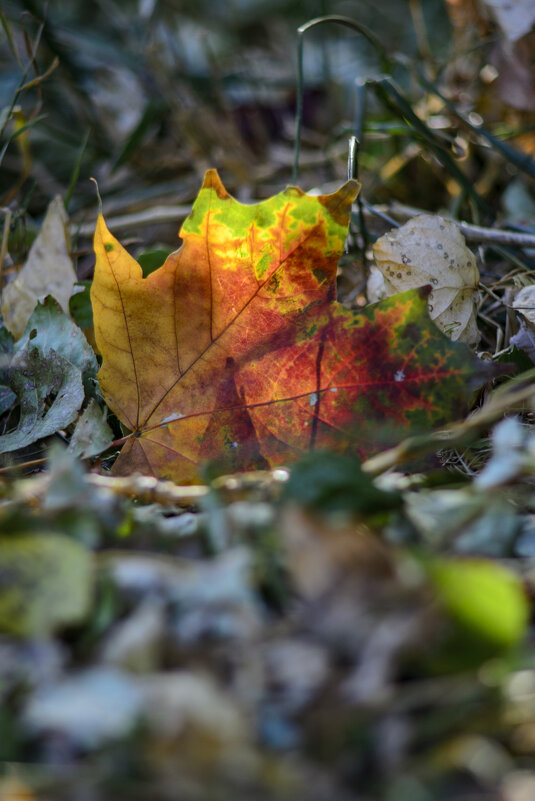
left=74, top=201, right=535, bottom=250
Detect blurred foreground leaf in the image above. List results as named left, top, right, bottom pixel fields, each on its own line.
left=282, top=450, right=401, bottom=515
left=0, top=533, right=93, bottom=636
left=430, top=557, right=528, bottom=651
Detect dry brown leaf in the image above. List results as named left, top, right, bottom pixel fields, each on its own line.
left=513, top=284, right=535, bottom=327
left=280, top=504, right=394, bottom=601
left=370, top=214, right=480, bottom=346
left=1, top=197, right=76, bottom=339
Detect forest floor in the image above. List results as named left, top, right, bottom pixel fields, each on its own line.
left=2, top=2, right=535, bottom=800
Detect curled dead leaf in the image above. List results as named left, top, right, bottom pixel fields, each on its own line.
left=371, top=214, right=480, bottom=346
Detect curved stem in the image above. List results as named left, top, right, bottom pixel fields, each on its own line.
left=293, top=15, right=390, bottom=184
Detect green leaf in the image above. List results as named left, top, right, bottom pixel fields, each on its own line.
left=496, top=345, right=533, bottom=374
left=137, top=248, right=173, bottom=278
left=0, top=345, right=84, bottom=454
left=0, top=533, right=93, bottom=636
left=69, top=281, right=94, bottom=330
left=429, top=557, right=528, bottom=650
left=282, top=450, right=402, bottom=515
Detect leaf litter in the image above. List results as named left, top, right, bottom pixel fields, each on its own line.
left=4, top=2, right=535, bottom=797
left=1, top=173, right=535, bottom=801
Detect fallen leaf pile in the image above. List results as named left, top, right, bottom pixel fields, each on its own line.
left=91, top=171, right=489, bottom=482
left=0, top=445, right=533, bottom=801
left=5, top=1, right=535, bottom=796
left=3, top=169, right=535, bottom=801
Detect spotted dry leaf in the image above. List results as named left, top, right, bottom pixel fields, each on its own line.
left=371, top=214, right=480, bottom=346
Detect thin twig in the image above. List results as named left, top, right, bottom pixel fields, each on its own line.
left=19, top=55, right=59, bottom=91
left=456, top=223, right=535, bottom=248
left=0, top=456, right=46, bottom=475
left=74, top=201, right=535, bottom=250
left=4, top=469, right=209, bottom=506
left=387, top=201, right=535, bottom=247
left=73, top=205, right=192, bottom=238
left=0, top=16, right=46, bottom=146
left=409, top=0, right=433, bottom=69
left=86, top=473, right=208, bottom=505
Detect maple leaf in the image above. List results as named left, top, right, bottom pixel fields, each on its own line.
left=91, top=170, right=491, bottom=483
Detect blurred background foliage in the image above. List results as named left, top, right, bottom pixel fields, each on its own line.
left=3, top=0, right=534, bottom=239
left=3, top=0, right=535, bottom=348
left=0, top=0, right=450, bottom=210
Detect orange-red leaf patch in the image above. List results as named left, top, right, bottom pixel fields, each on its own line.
left=91, top=170, right=490, bottom=482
